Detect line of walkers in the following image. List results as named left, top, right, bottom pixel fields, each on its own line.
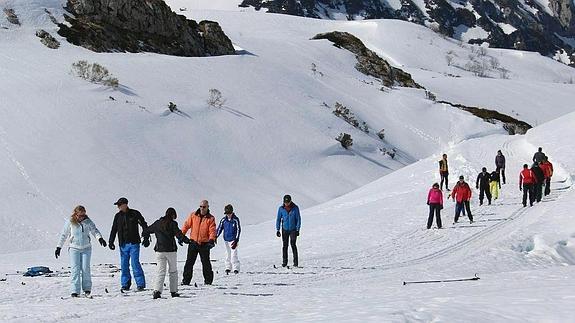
left=55, top=195, right=301, bottom=299
left=428, top=148, right=553, bottom=229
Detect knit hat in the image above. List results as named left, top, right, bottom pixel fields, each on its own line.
left=459, top=175, right=464, bottom=180
left=224, top=204, right=234, bottom=215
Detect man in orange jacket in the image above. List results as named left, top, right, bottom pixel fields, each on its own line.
left=181, top=200, right=217, bottom=285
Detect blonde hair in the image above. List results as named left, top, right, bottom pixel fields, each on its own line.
left=70, top=205, right=87, bottom=224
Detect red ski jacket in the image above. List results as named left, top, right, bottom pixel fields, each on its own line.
left=452, top=182, right=472, bottom=202
left=519, top=169, right=536, bottom=185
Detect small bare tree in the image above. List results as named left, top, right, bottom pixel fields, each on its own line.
left=207, top=88, right=226, bottom=108
left=71, top=60, right=119, bottom=88
left=446, top=54, right=454, bottom=66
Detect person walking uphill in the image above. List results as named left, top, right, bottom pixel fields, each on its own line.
left=476, top=167, right=492, bottom=205
left=519, top=164, right=535, bottom=207
left=531, top=163, right=545, bottom=203
left=426, top=183, right=443, bottom=229
left=108, top=197, right=149, bottom=291
left=181, top=200, right=217, bottom=285
left=452, top=176, right=473, bottom=224
left=142, top=208, right=190, bottom=299
left=533, top=147, right=546, bottom=164
left=438, top=154, right=449, bottom=191
left=540, top=156, right=554, bottom=196
left=216, top=204, right=241, bottom=274
left=495, top=150, right=506, bottom=184
left=489, top=169, right=501, bottom=200
left=56, top=205, right=107, bottom=297
left=276, top=195, right=301, bottom=267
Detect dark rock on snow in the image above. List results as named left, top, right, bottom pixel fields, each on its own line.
left=58, top=0, right=235, bottom=57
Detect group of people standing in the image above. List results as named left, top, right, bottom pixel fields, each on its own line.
left=426, top=148, right=554, bottom=229
left=55, top=195, right=301, bottom=299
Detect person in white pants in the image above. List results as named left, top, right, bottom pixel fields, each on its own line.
left=217, top=204, right=241, bottom=274
left=142, top=208, right=190, bottom=299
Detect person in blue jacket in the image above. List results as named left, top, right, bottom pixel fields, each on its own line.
left=55, top=205, right=107, bottom=297
left=216, top=204, right=241, bottom=274
left=276, top=195, right=301, bottom=267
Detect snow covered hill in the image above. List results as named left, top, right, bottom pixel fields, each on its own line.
left=1, top=0, right=575, bottom=321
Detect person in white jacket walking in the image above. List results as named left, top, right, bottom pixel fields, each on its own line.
left=55, top=205, right=107, bottom=297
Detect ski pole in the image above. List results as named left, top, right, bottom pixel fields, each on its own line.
left=403, top=273, right=480, bottom=285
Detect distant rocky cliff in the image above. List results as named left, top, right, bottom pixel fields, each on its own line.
left=241, top=0, right=575, bottom=66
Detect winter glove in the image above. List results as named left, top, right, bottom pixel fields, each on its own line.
left=296, top=231, right=300, bottom=237
left=476, top=185, right=479, bottom=189
left=55, top=247, right=61, bottom=259
left=142, top=237, right=150, bottom=248
left=98, top=238, right=107, bottom=247
left=205, top=240, right=215, bottom=249
left=231, top=240, right=238, bottom=249
left=276, top=231, right=281, bottom=238
left=109, top=242, right=116, bottom=250
left=440, top=205, right=444, bottom=210
left=519, top=186, right=522, bottom=191
left=178, top=239, right=184, bottom=246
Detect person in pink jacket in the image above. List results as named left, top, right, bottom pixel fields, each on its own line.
left=426, top=183, right=443, bottom=229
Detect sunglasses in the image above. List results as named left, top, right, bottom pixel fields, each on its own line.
left=200, top=205, right=208, bottom=208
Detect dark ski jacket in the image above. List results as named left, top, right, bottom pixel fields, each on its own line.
left=531, top=165, right=545, bottom=183
left=490, top=171, right=501, bottom=189
left=276, top=202, right=301, bottom=232
left=495, top=154, right=505, bottom=168
left=476, top=172, right=491, bottom=188
left=533, top=152, right=546, bottom=164
left=142, top=218, right=189, bottom=252
left=217, top=214, right=241, bottom=242
left=109, top=208, right=147, bottom=246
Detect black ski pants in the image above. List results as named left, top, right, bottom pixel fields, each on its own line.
left=479, top=184, right=491, bottom=204
left=544, top=177, right=551, bottom=196
left=496, top=166, right=506, bottom=184
left=427, top=204, right=442, bottom=229
left=522, top=184, right=534, bottom=206
left=182, top=243, right=213, bottom=285
left=534, top=183, right=543, bottom=202
left=282, top=230, right=298, bottom=267
left=440, top=171, right=449, bottom=190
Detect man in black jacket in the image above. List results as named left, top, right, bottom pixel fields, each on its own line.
left=531, top=163, right=545, bottom=203
left=109, top=197, right=149, bottom=291
left=476, top=167, right=492, bottom=205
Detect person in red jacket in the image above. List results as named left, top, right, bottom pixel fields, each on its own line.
left=540, top=156, right=554, bottom=196
left=519, top=164, right=535, bottom=207
left=452, top=176, right=473, bottom=224
left=426, top=183, right=443, bottom=229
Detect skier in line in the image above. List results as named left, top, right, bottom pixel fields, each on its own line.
left=495, top=150, right=506, bottom=184
left=426, top=183, right=443, bottom=229
left=519, top=164, right=535, bottom=207
left=489, top=169, right=501, bottom=200
left=531, top=162, right=545, bottom=203
left=533, top=147, right=546, bottom=164
left=476, top=167, right=492, bottom=205
left=142, top=207, right=190, bottom=299
left=438, top=154, right=449, bottom=191
left=276, top=195, right=301, bottom=267
left=55, top=205, right=107, bottom=298
left=216, top=204, right=241, bottom=274
left=108, top=197, right=149, bottom=291
left=181, top=200, right=217, bottom=286
left=540, top=156, right=554, bottom=196
left=452, top=176, right=474, bottom=224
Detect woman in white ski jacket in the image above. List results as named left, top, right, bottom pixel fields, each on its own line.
left=55, top=205, right=107, bottom=297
